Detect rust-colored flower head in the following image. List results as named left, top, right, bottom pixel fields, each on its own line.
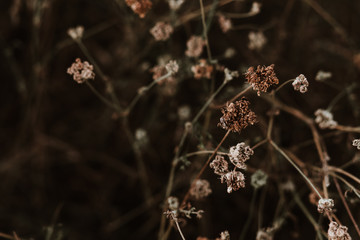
left=245, top=64, right=279, bottom=96
left=218, top=97, right=257, bottom=133
left=125, top=0, right=152, bottom=18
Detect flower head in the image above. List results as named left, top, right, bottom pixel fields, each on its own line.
left=221, top=170, right=245, bottom=193
left=218, top=97, right=257, bottom=133
left=189, top=179, right=212, bottom=200
left=229, top=142, right=253, bottom=169
left=125, top=0, right=152, bottom=18
left=251, top=170, right=268, bottom=189
left=352, top=139, right=360, bottom=150
left=185, top=36, right=206, bottom=58
left=67, top=26, right=84, bottom=40
left=317, top=198, right=334, bottom=213
left=210, top=155, right=229, bottom=175
left=245, top=64, right=279, bottom=95
left=67, top=58, right=95, bottom=83
left=314, top=109, right=338, bottom=129
left=165, top=60, right=179, bottom=75
left=218, top=14, right=232, bottom=33
left=150, top=22, right=173, bottom=41
left=248, top=31, right=267, bottom=51
left=191, top=59, right=213, bottom=79
left=292, top=74, right=309, bottom=93
left=328, top=221, right=352, bottom=240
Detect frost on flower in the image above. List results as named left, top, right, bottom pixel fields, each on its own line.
left=229, top=142, right=253, bottom=169
left=67, top=58, right=95, bottom=84
left=292, top=74, right=309, bottom=93
left=314, top=109, right=338, bottom=129
left=328, top=221, right=351, bottom=240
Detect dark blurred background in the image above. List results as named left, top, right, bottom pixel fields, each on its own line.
left=1, top=0, right=360, bottom=239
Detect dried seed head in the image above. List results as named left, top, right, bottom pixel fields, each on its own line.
left=67, top=26, right=84, bottom=40
left=328, top=221, right=352, bottom=240
left=218, top=14, right=232, bottom=33
left=245, top=64, right=279, bottom=96
left=221, top=170, right=246, bottom=193
left=189, top=179, right=212, bottom=200
left=210, top=155, right=229, bottom=175
left=352, top=139, right=360, bottom=150
left=185, top=36, right=206, bottom=58
left=191, top=59, right=213, bottom=79
left=251, top=169, right=268, bottom=189
left=229, top=142, right=253, bottom=169
left=317, top=198, right=334, bottom=213
left=314, top=109, right=338, bottom=129
left=67, top=58, right=95, bottom=83
left=150, top=22, right=173, bottom=41
left=218, top=97, right=257, bottom=133
left=292, top=74, right=309, bottom=93
left=248, top=31, right=267, bottom=51
left=125, top=0, right=152, bottom=18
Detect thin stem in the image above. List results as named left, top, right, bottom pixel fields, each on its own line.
left=274, top=79, right=294, bottom=93
left=239, top=189, right=258, bottom=240
left=328, top=166, right=360, bottom=185
left=199, top=0, right=212, bottom=61
left=180, top=129, right=231, bottom=207
left=333, top=177, right=360, bottom=238
left=333, top=125, right=360, bottom=134
left=270, top=140, right=323, bottom=199
left=85, top=81, right=119, bottom=111
left=212, top=85, right=252, bottom=109
left=173, top=217, right=186, bottom=240
left=251, top=139, right=268, bottom=150
left=182, top=150, right=228, bottom=159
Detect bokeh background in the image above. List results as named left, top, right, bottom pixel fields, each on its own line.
left=1, top=0, right=360, bottom=239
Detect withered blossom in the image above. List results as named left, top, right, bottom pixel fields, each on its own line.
left=245, top=64, right=279, bottom=96
left=185, top=36, right=206, bottom=57
left=229, top=142, right=253, bottom=169
left=189, top=179, right=212, bottom=200
left=191, top=59, right=213, bottom=79
left=221, top=170, right=245, bottom=193
left=150, top=22, right=173, bottom=41
left=67, top=58, right=95, bottom=84
left=317, top=198, right=334, bottom=213
left=328, top=221, right=351, bottom=240
left=218, top=97, right=257, bottom=133
left=292, top=74, right=309, bottom=93
left=210, top=155, right=229, bottom=175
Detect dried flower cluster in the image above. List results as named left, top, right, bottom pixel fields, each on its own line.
left=229, top=142, right=253, bottom=169
left=352, top=139, right=360, bottom=150
left=125, top=0, right=152, bottom=18
left=150, top=22, right=173, bottom=41
left=245, top=64, right=279, bottom=96
left=248, top=31, right=267, bottom=51
left=328, top=221, right=351, bottom=240
left=150, top=62, right=177, bottom=95
left=221, top=170, right=245, bottom=193
left=210, top=155, right=229, bottom=175
left=185, top=36, right=206, bottom=57
left=218, top=14, right=232, bottom=33
left=165, top=60, right=179, bottom=75
left=191, top=59, right=213, bottom=79
left=314, top=109, right=338, bottom=129
left=189, top=179, right=212, bottom=200
left=67, top=26, right=84, bottom=40
left=292, top=74, right=309, bottom=93
left=218, top=98, right=257, bottom=133
left=67, top=58, right=95, bottom=83
left=317, top=198, right=334, bottom=213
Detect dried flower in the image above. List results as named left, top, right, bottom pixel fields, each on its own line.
left=250, top=2, right=261, bottom=14
left=248, top=31, right=267, bottom=51
left=315, top=70, right=332, bottom=81
left=67, top=26, right=84, bottom=40
left=218, top=98, right=257, bottom=133
left=150, top=64, right=175, bottom=84
left=216, top=230, right=230, bottom=240
left=315, top=109, right=338, bottom=129
left=224, top=68, right=239, bottom=83
left=292, top=74, right=309, bottom=93
left=167, top=196, right=179, bottom=211
left=210, top=155, right=229, bottom=175
left=191, top=59, right=213, bottom=79
left=352, top=139, right=360, bottom=150
left=150, top=22, right=173, bottom=41
left=328, top=221, right=352, bottom=240
left=317, top=198, right=334, bottom=213
left=221, top=170, right=245, bottom=193
left=218, top=14, right=232, bottom=33
left=190, top=179, right=212, bottom=199
left=229, top=142, right=253, bottom=169
left=185, top=36, right=206, bottom=58
left=251, top=169, right=268, bottom=189
left=67, top=58, right=95, bottom=84
left=168, top=0, right=184, bottom=10
left=165, top=60, right=179, bottom=75
left=245, top=64, right=279, bottom=96
left=125, top=0, right=152, bottom=18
